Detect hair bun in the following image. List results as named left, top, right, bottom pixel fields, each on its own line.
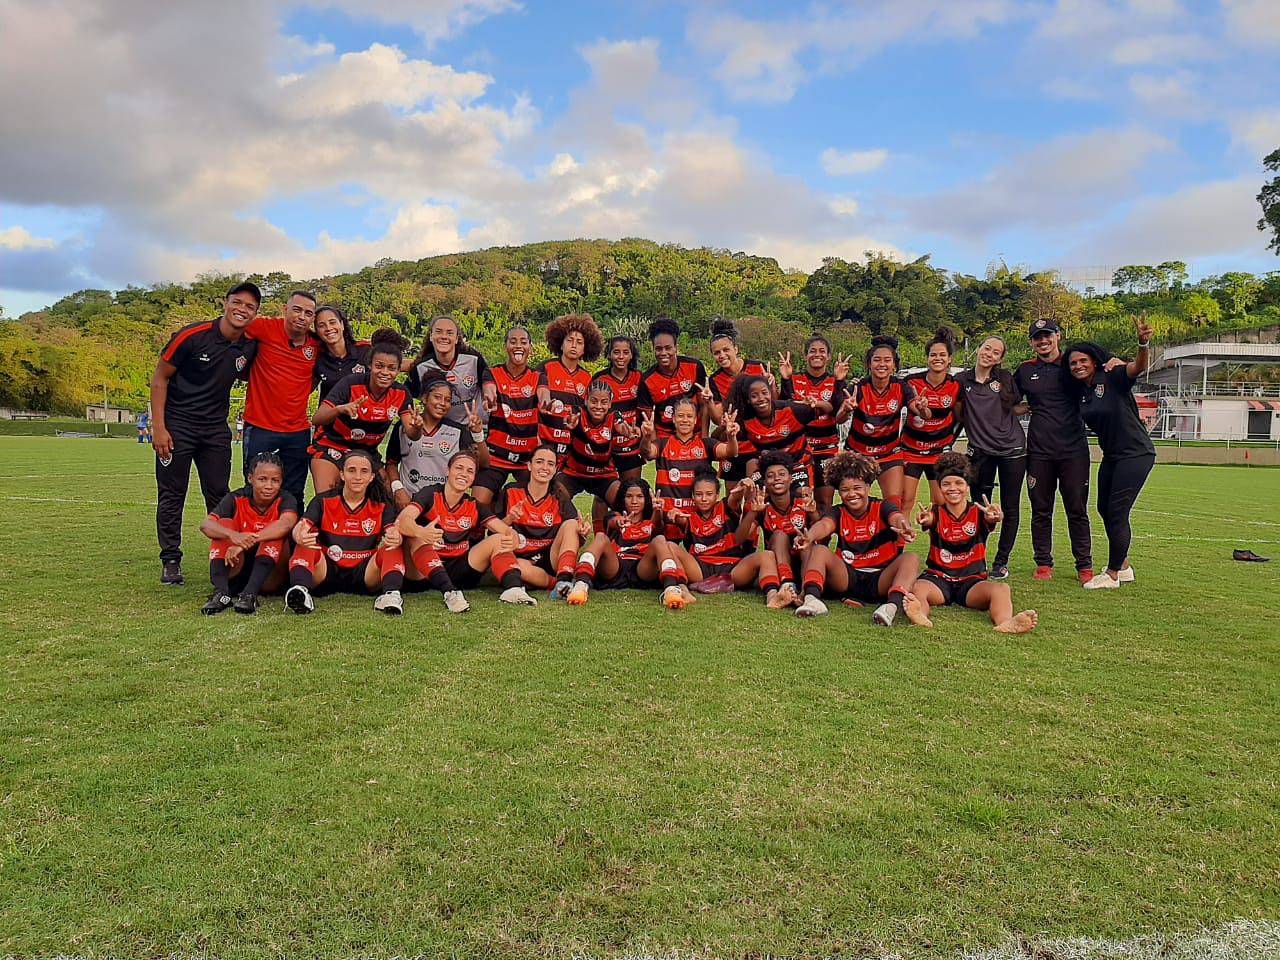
left=871, top=335, right=899, bottom=350
left=710, top=317, right=739, bottom=340
left=370, top=327, right=407, bottom=349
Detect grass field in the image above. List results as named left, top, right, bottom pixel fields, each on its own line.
left=3, top=436, right=1279, bottom=959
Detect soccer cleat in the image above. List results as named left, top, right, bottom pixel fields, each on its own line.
left=161, top=560, right=185, bottom=586
left=284, top=584, right=315, bottom=614
left=233, top=593, right=259, bottom=615
left=989, top=564, right=1010, bottom=581
left=566, top=580, right=590, bottom=606
left=794, top=595, right=828, bottom=618
left=500, top=585, right=538, bottom=606
left=443, top=590, right=471, bottom=614
left=1077, top=568, right=1095, bottom=586
left=660, top=585, right=686, bottom=609
left=373, top=590, right=404, bottom=615
left=871, top=602, right=898, bottom=626
left=1082, top=572, right=1120, bottom=590
left=1116, top=566, right=1136, bottom=583
left=1033, top=565, right=1053, bottom=581
left=691, top=573, right=734, bottom=594
left=201, top=593, right=233, bottom=616
left=1232, top=549, right=1271, bottom=562
left=548, top=580, right=572, bottom=602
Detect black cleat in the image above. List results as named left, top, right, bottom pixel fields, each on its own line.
left=201, top=593, right=233, bottom=616
left=161, top=560, right=185, bottom=586
left=233, top=593, right=259, bottom=615
left=1233, top=549, right=1271, bottom=562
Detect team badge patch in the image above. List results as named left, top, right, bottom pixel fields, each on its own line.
left=457, top=516, right=472, bottom=530
left=963, top=521, right=977, bottom=536
left=990, top=381, right=1001, bottom=393
left=680, top=380, right=692, bottom=391
left=362, top=518, right=377, bottom=534
left=887, top=399, right=899, bottom=412
left=1094, top=384, right=1105, bottom=398
left=463, top=374, right=477, bottom=388
left=235, top=355, right=247, bottom=372
left=576, top=382, right=586, bottom=395
left=304, top=347, right=316, bottom=361
left=942, top=396, right=953, bottom=407
left=440, top=440, right=453, bottom=453
left=522, top=385, right=533, bottom=397
left=1027, top=475, right=1036, bottom=489
left=542, top=511, right=555, bottom=525
left=353, top=364, right=366, bottom=375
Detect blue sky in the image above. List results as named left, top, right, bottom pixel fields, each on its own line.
left=3, top=0, right=1279, bottom=316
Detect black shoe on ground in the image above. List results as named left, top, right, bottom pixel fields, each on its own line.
left=1233, top=549, right=1271, bottom=562
left=233, top=593, right=259, bottom=615
left=161, top=560, right=185, bottom=586
left=990, top=564, right=1010, bottom=581
left=201, top=593, right=233, bottom=615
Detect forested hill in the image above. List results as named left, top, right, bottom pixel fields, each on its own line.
left=3, top=237, right=1278, bottom=415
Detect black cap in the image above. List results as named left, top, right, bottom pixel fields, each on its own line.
left=1028, top=318, right=1061, bottom=339
left=226, top=281, right=262, bottom=305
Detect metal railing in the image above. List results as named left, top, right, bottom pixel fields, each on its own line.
left=1155, top=380, right=1280, bottom=398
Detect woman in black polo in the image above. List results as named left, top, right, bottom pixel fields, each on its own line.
left=1063, top=317, right=1155, bottom=590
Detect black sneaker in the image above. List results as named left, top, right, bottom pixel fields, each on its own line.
left=990, top=564, right=1010, bottom=581
left=161, top=560, right=185, bottom=586
left=1233, top=549, right=1271, bottom=562
left=284, top=584, right=315, bottom=614
left=201, top=593, right=233, bottom=616
left=233, top=593, right=259, bottom=615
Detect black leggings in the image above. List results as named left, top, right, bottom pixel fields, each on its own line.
left=968, top=450, right=1026, bottom=567
left=1096, top=454, right=1155, bottom=572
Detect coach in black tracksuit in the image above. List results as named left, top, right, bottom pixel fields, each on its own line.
left=150, top=282, right=260, bottom=585
left=1014, top=318, right=1093, bottom=579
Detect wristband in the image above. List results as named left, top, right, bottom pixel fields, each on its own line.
left=1137, top=340, right=1151, bottom=349
left=391, top=480, right=405, bottom=494
left=471, top=430, right=485, bottom=442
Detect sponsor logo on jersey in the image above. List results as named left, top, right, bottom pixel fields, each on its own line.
left=939, top=548, right=954, bottom=564
left=327, top=544, right=344, bottom=561
left=693, top=543, right=707, bottom=553
left=552, top=399, right=565, bottom=414
left=198, top=353, right=211, bottom=363
left=669, top=467, right=682, bottom=482
left=841, top=549, right=855, bottom=565
left=446, top=371, right=458, bottom=383
left=349, top=428, right=366, bottom=440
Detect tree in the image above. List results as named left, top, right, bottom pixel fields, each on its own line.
left=1258, top=148, right=1280, bottom=255
left=800, top=254, right=946, bottom=338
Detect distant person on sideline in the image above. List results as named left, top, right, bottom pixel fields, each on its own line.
left=149, top=281, right=260, bottom=585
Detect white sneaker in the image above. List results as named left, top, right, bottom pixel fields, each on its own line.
left=373, top=590, right=403, bottom=615
left=1083, top=573, right=1120, bottom=590
left=284, top=584, right=314, bottom=614
left=1116, top=566, right=1136, bottom=583
left=871, top=602, right=898, bottom=626
left=500, top=585, right=538, bottom=606
left=795, top=595, right=829, bottom=618
left=443, top=590, right=470, bottom=613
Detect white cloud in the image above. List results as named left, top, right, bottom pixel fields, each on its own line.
left=1110, top=32, right=1212, bottom=64
left=0, top=226, right=57, bottom=251
left=304, top=0, right=518, bottom=42
left=1228, top=109, right=1280, bottom=158
left=1128, top=71, right=1206, bottom=115
left=820, top=148, right=889, bottom=176
left=1223, top=0, right=1280, bottom=47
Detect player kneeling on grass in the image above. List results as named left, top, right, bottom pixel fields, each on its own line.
left=739, top=450, right=822, bottom=609
left=792, top=452, right=920, bottom=625
left=397, top=450, right=532, bottom=612
left=497, top=445, right=590, bottom=600
left=285, top=449, right=406, bottom=615
left=902, top=453, right=1038, bottom=634
left=566, top=477, right=692, bottom=609
left=200, top=451, right=299, bottom=615
left=668, top=470, right=782, bottom=602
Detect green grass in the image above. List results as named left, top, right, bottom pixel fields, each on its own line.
left=2, top=436, right=1279, bottom=959
left=0, top=416, right=138, bottom=438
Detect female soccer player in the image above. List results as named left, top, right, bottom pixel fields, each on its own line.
left=706, top=318, right=768, bottom=420
left=640, top=397, right=738, bottom=521
left=385, top=370, right=488, bottom=508
left=309, top=328, right=412, bottom=493
left=312, top=305, right=370, bottom=404
left=407, top=315, right=497, bottom=422
left=738, top=450, right=822, bottom=609
left=838, top=335, right=928, bottom=510
left=284, top=449, right=406, bottom=615
left=955, top=335, right=1026, bottom=580
left=901, top=453, right=1038, bottom=633
left=496, top=445, right=589, bottom=599
left=902, top=327, right=964, bottom=512
left=667, top=470, right=781, bottom=600
left=475, top=325, right=540, bottom=506
left=590, top=335, right=644, bottom=483
left=726, top=373, right=818, bottom=488
left=561, top=379, right=638, bottom=531
left=638, top=317, right=709, bottom=439
left=538, top=313, right=603, bottom=463
left=565, top=477, right=691, bottom=609
left=779, top=335, right=850, bottom=509
left=397, top=449, right=533, bottom=611
left=791, top=451, right=921, bottom=625
left=1064, top=316, right=1156, bottom=590
left=199, top=451, right=298, bottom=615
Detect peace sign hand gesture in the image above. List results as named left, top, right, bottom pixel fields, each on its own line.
left=698, top=379, right=714, bottom=403
left=764, top=362, right=777, bottom=394
left=401, top=405, right=423, bottom=431
left=915, top=503, right=932, bottom=528
left=778, top=351, right=793, bottom=380
left=834, top=353, right=851, bottom=381
left=1135, top=313, right=1154, bottom=345
left=890, top=512, right=917, bottom=544
left=722, top=406, right=740, bottom=438
left=464, top=399, right=483, bottom=434
left=978, top=495, right=1003, bottom=524
left=639, top=410, right=656, bottom=440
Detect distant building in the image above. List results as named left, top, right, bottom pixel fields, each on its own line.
left=86, top=404, right=137, bottom=424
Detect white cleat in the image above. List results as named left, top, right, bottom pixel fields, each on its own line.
left=871, top=602, right=898, bottom=626
left=1116, top=566, right=1136, bottom=583
left=373, top=590, right=403, bottom=615
left=500, top=585, right=538, bottom=606
left=566, top=579, right=590, bottom=606
left=284, top=584, right=314, bottom=615
left=443, top=590, right=471, bottom=613
left=1083, top=573, right=1120, bottom=590
left=794, top=595, right=829, bottom=618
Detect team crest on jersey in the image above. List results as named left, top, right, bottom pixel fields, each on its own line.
left=779, top=425, right=791, bottom=437
left=350, top=428, right=366, bottom=440
left=304, top=346, right=316, bottom=361
left=235, top=355, right=247, bottom=372
left=542, top=511, right=555, bottom=524
left=326, top=544, right=344, bottom=561
left=600, top=428, right=612, bottom=440
left=576, top=382, right=586, bottom=396
left=1027, top=475, right=1036, bottom=489
left=792, top=516, right=805, bottom=531
left=353, top=364, right=366, bottom=375
left=1094, top=384, right=1105, bottom=398
left=457, top=516, right=472, bottom=530
left=887, top=399, right=899, bottom=412
left=990, top=381, right=1002, bottom=393
left=440, top=440, right=453, bottom=453
left=941, top=396, right=953, bottom=407
left=963, top=521, right=978, bottom=536
left=680, top=379, right=692, bottom=391
left=821, top=388, right=832, bottom=401
left=361, top=518, right=377, bottom=535
left=521, top=385, right=533, bottom=397
left=711, top=515, right=724, bottom=529
left=463, top=374, right=476, bottom=388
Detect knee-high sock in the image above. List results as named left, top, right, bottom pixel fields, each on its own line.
left=377, top=544, right=406, bottom=592
left=803, top=567, right=826, bottom=598
left=289, top=545, right=322, bottom=590
left=556, top=550, right=577, bottom=584
left=490, top=550, right=522, bottom=589
left=574, top=551, right=597, bottom=585
left=412, top=545, right=455, bottom=593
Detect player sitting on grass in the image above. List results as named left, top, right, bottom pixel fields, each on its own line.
left=666, top=470, right=781, bottom=600
left=496, top=445, right=589, bottom=600
left=791, top=451, right=920, bottom=625
left=199, top=451, right=298, bottom=615
left=902, top=452, right=1038, bottom=634
left=739, top=450, right=822, bottom=609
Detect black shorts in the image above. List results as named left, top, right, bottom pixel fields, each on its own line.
left=811, top=453, right=839, bottom=487
left=443, top=553, right=484, bottom=590
left=843, top=565, right=884, bottom=604
left=903, top=458, right=940, bottom=480
left=918, top=572, right=983, bottom=607
left=600, top=557, right=655, bottom=590
left=517, top=548, right=556, bottom=576
left=693, top=556, right=740, bottom=581
left=719, top=454, right=754, bottom=483
left=309, top=443, right=347, bottom=465
left=474, top=464, right=527, bottom=494
left=560, top=472, right=617, bottom=501
left=614, top=452, right=645, bottom=474
left=316, top=557, right=374, bottom=595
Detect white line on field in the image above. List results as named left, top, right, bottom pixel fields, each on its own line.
left=1134, top=508, right=1280, bottom=528
left=3, top=495, right=153, bottom=506
left=1132, top=534, right=1280, bottom=544
left=0, top=472, right=152, bottom=479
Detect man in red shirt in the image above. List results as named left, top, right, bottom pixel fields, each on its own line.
left=242, top=291, right=320, bottom=508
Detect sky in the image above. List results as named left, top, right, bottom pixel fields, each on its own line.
left=2, top=0, right=1279, bottom=317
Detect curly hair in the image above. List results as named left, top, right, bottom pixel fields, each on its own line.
left=864, top=335, right=900, bottom=371
left=933, top=451, right=971, bottom=484
left=725, top=372, right=771, bottom=419
left=709, top=317, right=739, bottom=345
left=369, top=326, right=409, bottom=365
left=545, top=313, right=603, bottom=362
left=647, top=316, right=681, bottom=343
left=757, top=449, right=795, bottom=478
left=824, top=450, right=881, bottom=488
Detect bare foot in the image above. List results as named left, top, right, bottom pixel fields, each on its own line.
left=766, top=588, right=789, bottom=610
left=902, top=592, right=933, bottom=628
left=679, top=584, right=698, bottom=604
left=994, top=610, right=1038, bottom=634
left=768, top=583, right=798, bottom=609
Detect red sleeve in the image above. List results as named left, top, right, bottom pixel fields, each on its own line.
left=245, top=316, right=275, bottom=342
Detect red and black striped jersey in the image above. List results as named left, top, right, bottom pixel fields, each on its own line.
left=655, top=434, right=711, bottom=508
left=829, top=498, right=903, bottom=571
left=709, top=359, right=767, bottom=405
left=606, top=512, right=661, bottom=561
left=563, top=411, right=623, bottom=479
left=740, top=402, right=815, bottom=466
left=761, top=496, right=810, bottom=539
left=497, top=482, right=577, bottom=556
left=638, top=357, right=708, bottom=438
left=313, top=375, right=412, bottom=455
left=487, top=365, right=541, bottom=469
left=782, top=372, right=848, bottom=458
left=926, top=503, right=993, bottom=580
left=408, top=484, right=496, bottom=558
left=591, top=369, right=642, bottom=456
left=210, top=487, right=298, bottom=532
left=902, top=373, right=963, bottom=461
left=844, top=377, right=916, bottom=459
left=538, top=360, right=591, bottom=448
left=683, top=500, right=746, bottom=567
left=301, top=492, right=396, bottom=568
